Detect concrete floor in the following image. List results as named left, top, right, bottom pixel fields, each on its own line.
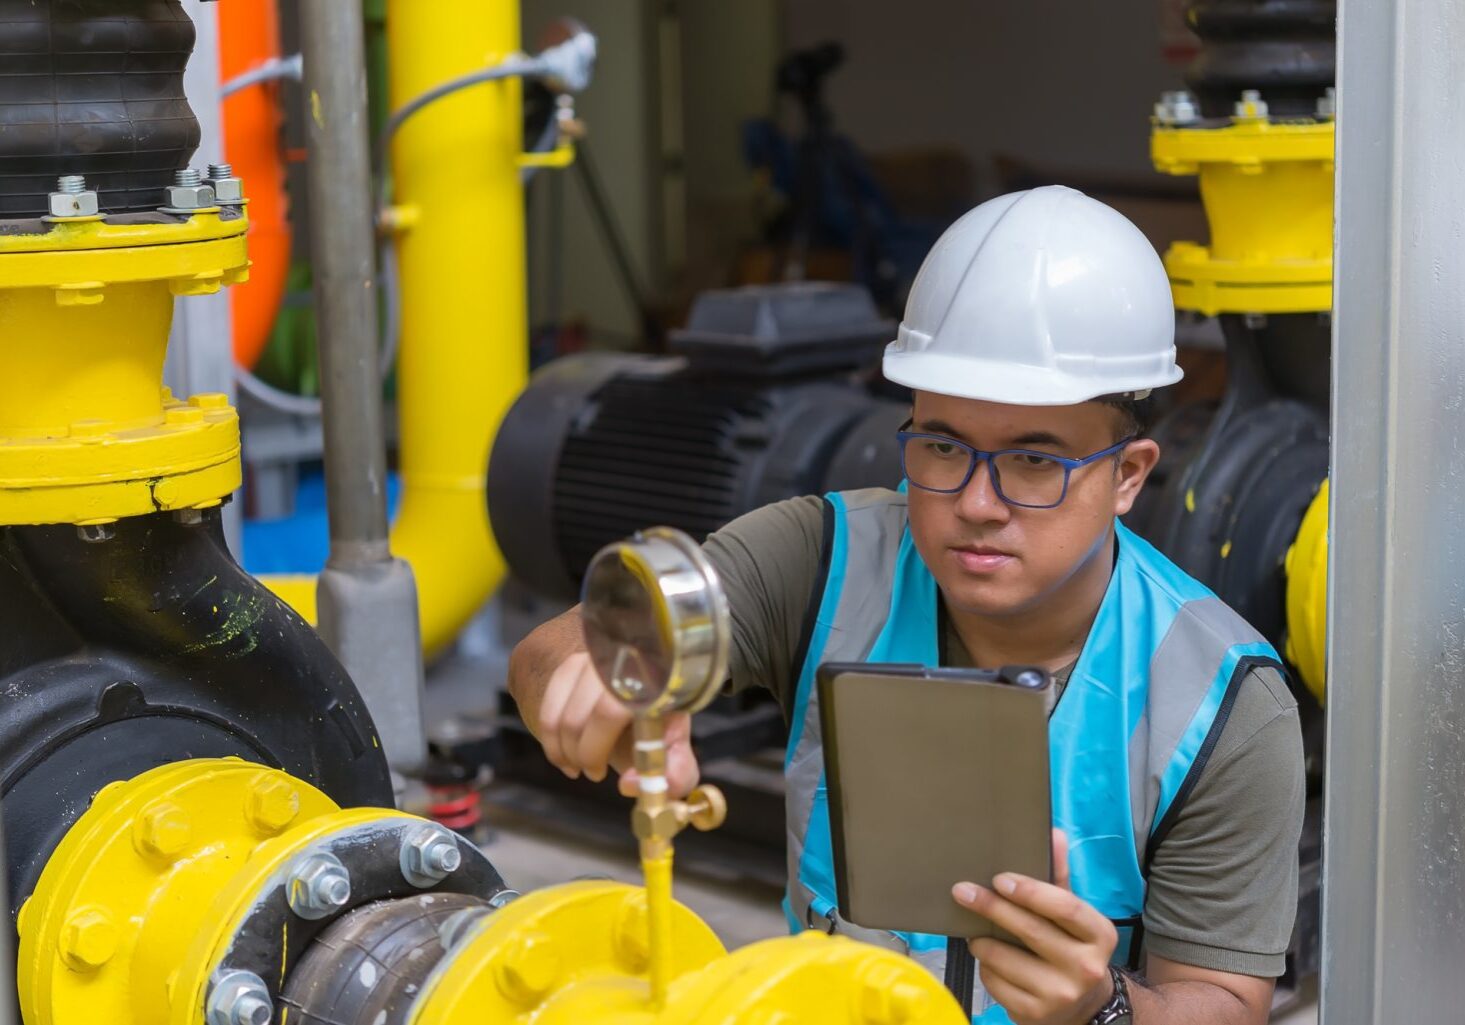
left=474, top=798, right=1318, bottom=1023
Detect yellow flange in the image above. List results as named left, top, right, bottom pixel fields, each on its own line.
left=1285, top=478, right=1329, bottom=702
left=17, top=758, right=337, bottom=1025
left=0, top=212, right=249, bottom=525
left=1152, top=118, right=1334, bottom=315
left=410, top=880, right=726, bottom=1024
left=409, top=881, right=966, bottom=1025
left=659, top=931, right=967, bottom=1025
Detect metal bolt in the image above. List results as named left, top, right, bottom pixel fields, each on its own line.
left=48, top=175, right=99, bottom=217
left=1318, top=86, right=1337, bottom=119
left=400, top=823, right=463, bottom=887
left=206, top=163, right=246, bottom=205
left=245, top=774, right=301, bottom=834
left=1014, top=670, right=1045, bottom=689
left=163, top=168, right=216, bottom=211
left=206, top=970, right=273, bottom=1025
left=1153, top=89, right=1198, bottom=126
left=60, top=908, right=118, bottom=972
left=76, top=523, right=115, bottom=543
left=494, top=931, right=561, bottom=1005
left=133, top=800, right=192, bottom=861
left=1243, top=312, right=1269, bottom=330
left=286, top=851, right=352, bottom=920
left=1234, top=88, right=1269, bottom=120
left=172, top=509, right=205, bottom=526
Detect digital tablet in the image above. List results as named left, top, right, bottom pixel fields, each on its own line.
left=817, top=662, right=1053, bottom=944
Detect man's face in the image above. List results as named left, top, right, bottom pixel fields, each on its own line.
left=905, top=391, right=1161, bottom=618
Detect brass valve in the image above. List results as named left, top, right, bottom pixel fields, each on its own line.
left=632, top=785, right=727, bottom=843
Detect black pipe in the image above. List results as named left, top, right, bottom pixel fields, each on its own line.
left=1183, top=1, right=1337, bottom=117
left=0, top=510, right=394, bottom=913
left=0, top=0, right=199, bottom=217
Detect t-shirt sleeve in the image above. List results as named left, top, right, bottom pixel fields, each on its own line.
left=1141, top=665, right=1306, bottom=978
left=699, top=495, right=827, bottom=716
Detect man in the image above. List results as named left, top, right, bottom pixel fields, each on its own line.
left=509, top=186, right=1305, bottom=1025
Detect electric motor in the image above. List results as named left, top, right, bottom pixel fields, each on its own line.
left=488, top=284, right=908, bottom=601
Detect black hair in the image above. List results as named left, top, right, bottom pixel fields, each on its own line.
left=1098, top=393, right=1155, bottom=441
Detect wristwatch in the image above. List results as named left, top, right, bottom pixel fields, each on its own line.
left=1089, top=966, right=1133, bottom=1025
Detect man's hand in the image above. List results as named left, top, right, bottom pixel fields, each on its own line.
left=952, top=829, right=1116, bottom=1025
left=535, top=651, right=701, bottom=798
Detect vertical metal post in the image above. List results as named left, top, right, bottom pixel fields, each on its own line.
left=298, top=1, right=426, bottom=776
left=1324, top=0, right=1465, bottom=1020
left=167, top=0, right=242, bottom=558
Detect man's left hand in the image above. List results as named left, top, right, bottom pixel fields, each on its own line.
left=952, top=829, right=1117, bottom=1025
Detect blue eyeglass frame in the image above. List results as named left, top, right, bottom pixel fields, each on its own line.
left=895, top=431, right=1136, bottom=509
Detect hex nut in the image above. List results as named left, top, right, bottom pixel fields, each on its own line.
left=60, top=908, right=118, bottom=972
left=133, top=801, right=192, bottom=860
left=286, top=851, right=352, bottom=920
left=206, top=969, right=274, bottom=1025
left=494, top=932, right=561, bottom=1005
left=400, top=824, right=463, bottom=887
left=613, top=892, right=650, bottom=970
left=209, top=177, right=245, bottom=204
left=48, top=190, right=99, bottom=218
left=246, top=775, right=301, bottom=834
left=857, top=963, right=929, bottom=1025
left=164, top=183, right=217, bottom=210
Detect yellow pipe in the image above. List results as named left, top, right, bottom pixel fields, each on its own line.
left=642, top=852, right=675, bottom=1011
left=388, top=0, right=524, bottom=656
left=263, top=1, right=525, bottom=656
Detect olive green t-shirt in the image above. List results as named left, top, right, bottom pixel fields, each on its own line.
left=702, top=495, right=1305, bottom=978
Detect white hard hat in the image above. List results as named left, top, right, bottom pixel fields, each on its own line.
left=883, top=185, right=1181, bottom=406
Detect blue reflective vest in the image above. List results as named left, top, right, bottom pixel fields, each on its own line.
left=781, top=489, right=1280, bottom=1022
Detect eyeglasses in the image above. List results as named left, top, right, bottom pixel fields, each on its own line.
left=896, top=431, right=1134, bottom=509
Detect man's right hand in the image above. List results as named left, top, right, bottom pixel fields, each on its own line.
left=535, top=650, right=701, bottom=798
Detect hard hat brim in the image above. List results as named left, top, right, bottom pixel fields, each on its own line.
left=881, top=350, right=1184, bottom=407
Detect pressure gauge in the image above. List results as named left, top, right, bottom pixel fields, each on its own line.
left=580, top=527, right=730, bottom=717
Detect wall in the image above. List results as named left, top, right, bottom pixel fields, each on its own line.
left=781, top=0, right=1189, bottom=195
left=522, top=0, right=663, bottom=348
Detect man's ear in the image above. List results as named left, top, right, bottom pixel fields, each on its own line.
left=1113, top=439, right=1161, bottom=517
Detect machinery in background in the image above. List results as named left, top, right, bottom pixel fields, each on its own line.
left=489, top=282, right=907, bottom=601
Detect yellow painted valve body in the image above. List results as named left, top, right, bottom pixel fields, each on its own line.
left=1285, top=478, right=1329, bottom=702
left=0, top=212, right=249, bottom=525
left=16, top=757, right=456, bottom=1025
left=17, top=758, right=336, bottom=1025
left=1151, top=117, right=1334, bottom=316
left=410, top=881, right=968, bottom=1025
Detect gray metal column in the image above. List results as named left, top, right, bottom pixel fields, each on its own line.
left=1324, top=0, right=1465, bottom=1020
left=166, top=0, right=242, bottom=557
left=298, top=2, right=426, bottom=777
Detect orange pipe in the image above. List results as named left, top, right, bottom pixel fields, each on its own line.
left=218, top=0, right=292, bottom=371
